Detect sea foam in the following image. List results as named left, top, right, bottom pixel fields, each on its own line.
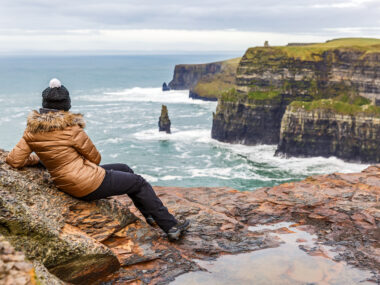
left=76, top=87, right=217, bottom=106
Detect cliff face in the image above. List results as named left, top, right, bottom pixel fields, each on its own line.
left=276, top=101, right=380, bottom=163
left=1, top=149, right=379, bottom=284
left=168, top=62, right=224, bottom=90
left=169, top=58, right=240, bottom=101
left=212, top=97, right=284, bottom=144
left=235, top=45, right=380, bottom=103
left=212, top=38, right=380, bottom=158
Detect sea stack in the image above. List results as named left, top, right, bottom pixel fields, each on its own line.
left=162, top=82, right=170, bottom=91
left=159, top=105, right=171, bottom=133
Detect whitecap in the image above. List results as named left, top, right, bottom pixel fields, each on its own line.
left=139, top=174, right=158, bottom=182
left=76, top=87, right=218, bottom=106
left=98, top=137, right=123, bottom=145
left=11, top=112, right=26, bottom=118
left=211, top=140, right=368, bottom=176
left=134, top=128, right=212, bottom=143
left=160, top=175, right=183, bottom=181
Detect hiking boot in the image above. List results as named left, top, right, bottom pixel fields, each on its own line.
left=145, top=215, right=157, bottom=227
left=167, top=219, right=190, bottom=242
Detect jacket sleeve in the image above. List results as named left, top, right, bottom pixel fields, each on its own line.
left=72, top=127, right=102, bottom=165
left=6, top=137, right=40, bottom=168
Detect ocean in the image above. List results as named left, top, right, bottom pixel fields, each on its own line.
left=0, top=55, right=368, bottom=190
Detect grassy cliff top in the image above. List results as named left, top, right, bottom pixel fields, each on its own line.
left=290, top=99, right=380, bottom=117
left=244, top=38, right=380, bottom=61
left=176, top=57, right=241, bottom=68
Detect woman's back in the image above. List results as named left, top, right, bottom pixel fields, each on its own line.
left=6, top=109, right=105, bottom=197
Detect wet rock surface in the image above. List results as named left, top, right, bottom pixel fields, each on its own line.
left=0, top=148, right=379, bottom=284
left=100, top=165, right=380, bottom=284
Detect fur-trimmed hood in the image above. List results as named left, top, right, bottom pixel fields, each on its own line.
left=26, top=109, right=86, bottom=133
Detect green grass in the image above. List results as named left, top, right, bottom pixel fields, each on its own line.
left=290, top=99, right=380, bottom=117
left=193, top=80, right=236, bottom=99
left=317, top=38, right=380, bottom=48
left=182, top=57, right=241, bottom=68
left=335, top=94, right=371, bottom=105
left=220, top=86, right=283, bottom=102
left=244, top=38, right=380, bottom=62
left=282, top=38, right=380, bottom=61
left=220, top=88, right=239, bottom=102
left=247, top=89, right=281, bottom=100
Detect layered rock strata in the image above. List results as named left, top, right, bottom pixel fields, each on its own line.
left=0, top=149, right=379, bottom=284
left=212, top=39, right=380, bottom=153
left=211, top=97, right=285, bottom=144
left=276, top=102, right=380, bottom=163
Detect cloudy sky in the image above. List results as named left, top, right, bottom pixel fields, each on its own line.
left=0, top=0, right=379, bottom=54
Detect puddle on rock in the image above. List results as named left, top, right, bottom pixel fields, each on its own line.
left=172, top=222, right=373, bottom=285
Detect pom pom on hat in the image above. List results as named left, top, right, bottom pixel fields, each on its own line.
left=42, top=78, right=71, bottom=111
left=49, top=78, right=61, bottom=88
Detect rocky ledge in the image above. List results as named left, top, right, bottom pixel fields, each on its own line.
left=0, top=148, right=379, bottom=284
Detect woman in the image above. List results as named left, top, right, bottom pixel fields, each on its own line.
left=5, top=78, right=189, bottom=241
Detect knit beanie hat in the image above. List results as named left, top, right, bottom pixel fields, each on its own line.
left=42, top=78, right=71, bottom=111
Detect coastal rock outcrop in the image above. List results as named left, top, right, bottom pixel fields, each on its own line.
left=0, top=148, right=379, bottom=284
left=276, top=101, right=380, bottom=163
left=158, top=105, right=171, bottom=133
left=211, top=38, right=380, bottom=161
left=162, top=82, right=170, bottom=91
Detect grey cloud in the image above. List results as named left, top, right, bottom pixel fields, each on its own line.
left=0, top=0, right=379, bottom=35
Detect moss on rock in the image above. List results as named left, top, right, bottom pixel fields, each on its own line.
left=290, top=99, right=380, bottom=117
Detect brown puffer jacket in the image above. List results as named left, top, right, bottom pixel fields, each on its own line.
left=6, top=110, right=106, bottom=197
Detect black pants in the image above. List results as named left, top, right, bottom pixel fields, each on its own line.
left=80, top=163, right=177, bottom=233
